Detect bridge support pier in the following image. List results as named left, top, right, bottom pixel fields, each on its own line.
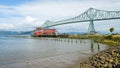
left=87, top=20, right=96, bottom=34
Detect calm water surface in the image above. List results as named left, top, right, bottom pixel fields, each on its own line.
left=0, top=36, right=108, bottom=67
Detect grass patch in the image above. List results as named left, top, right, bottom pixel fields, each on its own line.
left=67, top=34, right=120, bottom=46
left=103, top=40, right=118, bottom=46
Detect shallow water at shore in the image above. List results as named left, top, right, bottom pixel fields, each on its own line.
left=0, top=36, right=108, bottom=68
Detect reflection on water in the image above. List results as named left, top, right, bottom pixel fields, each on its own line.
left=34, top=38, right=107, bottom=54
left=90, top=40, right=101, bottom=52
left=98, top=44, right=100, bottom=51
left=91, top=41, right=94, bottom=52
left=0, top=36, right=108, bottom=66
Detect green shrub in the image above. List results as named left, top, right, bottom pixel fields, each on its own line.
left=105, top=35, right=113, bottom=40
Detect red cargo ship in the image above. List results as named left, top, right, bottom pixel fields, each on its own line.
left=32, top=28, right=58, bottom=37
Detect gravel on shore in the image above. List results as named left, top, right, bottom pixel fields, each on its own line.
left=79, top=45, right=120, bottom=68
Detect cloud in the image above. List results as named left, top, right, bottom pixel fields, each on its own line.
left=25, top=16, right=37, bottom=23
left=0, top=0, right=120, bottom=33
left=15, top=0, right=120, bottom=17
left=23, top=16, right=44, bottom=27
left=95, top=20, right=120, bottom=33
left=0, top=23, right=15, bottom=30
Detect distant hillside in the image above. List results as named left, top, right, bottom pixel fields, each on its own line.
left=19, top=31, right=32, bottom=35
left=0, top=30, right=18, bottom=35
left=0, top=30, right=32, bottom=36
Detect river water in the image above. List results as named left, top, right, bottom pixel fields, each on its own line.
left=0, top=36, right=108, bottom=68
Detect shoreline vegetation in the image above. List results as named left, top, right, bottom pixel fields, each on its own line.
left=65, top=34, right=120, bottom=68
left=67, top=34, right=120, bottom=46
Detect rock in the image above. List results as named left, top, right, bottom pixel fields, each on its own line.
left=79, top=45, right=120, bottom=68
left=116, top=63, right=120, bottom=68
left=108, top=63, right=112, bottom=68
left=109, top=58, right=114, bottom=63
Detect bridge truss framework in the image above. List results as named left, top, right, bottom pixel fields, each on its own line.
left=41, top=8, right=120, bottom=34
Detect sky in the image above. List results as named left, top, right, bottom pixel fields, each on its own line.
left=0, top=0, right=120, bottom=33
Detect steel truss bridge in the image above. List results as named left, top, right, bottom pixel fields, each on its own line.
left=41, top=8, right=120, bottom=34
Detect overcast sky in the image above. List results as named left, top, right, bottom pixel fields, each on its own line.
left=0, top=0, right=120, bottom=33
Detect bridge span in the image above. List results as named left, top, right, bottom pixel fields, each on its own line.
left=41, top=8, right=120, bottom=34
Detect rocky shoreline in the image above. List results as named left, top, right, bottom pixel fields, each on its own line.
left=79, top=45, right=120, bottom=68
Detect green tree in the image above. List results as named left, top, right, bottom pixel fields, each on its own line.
left=109, top=27, right=114, bottom=34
